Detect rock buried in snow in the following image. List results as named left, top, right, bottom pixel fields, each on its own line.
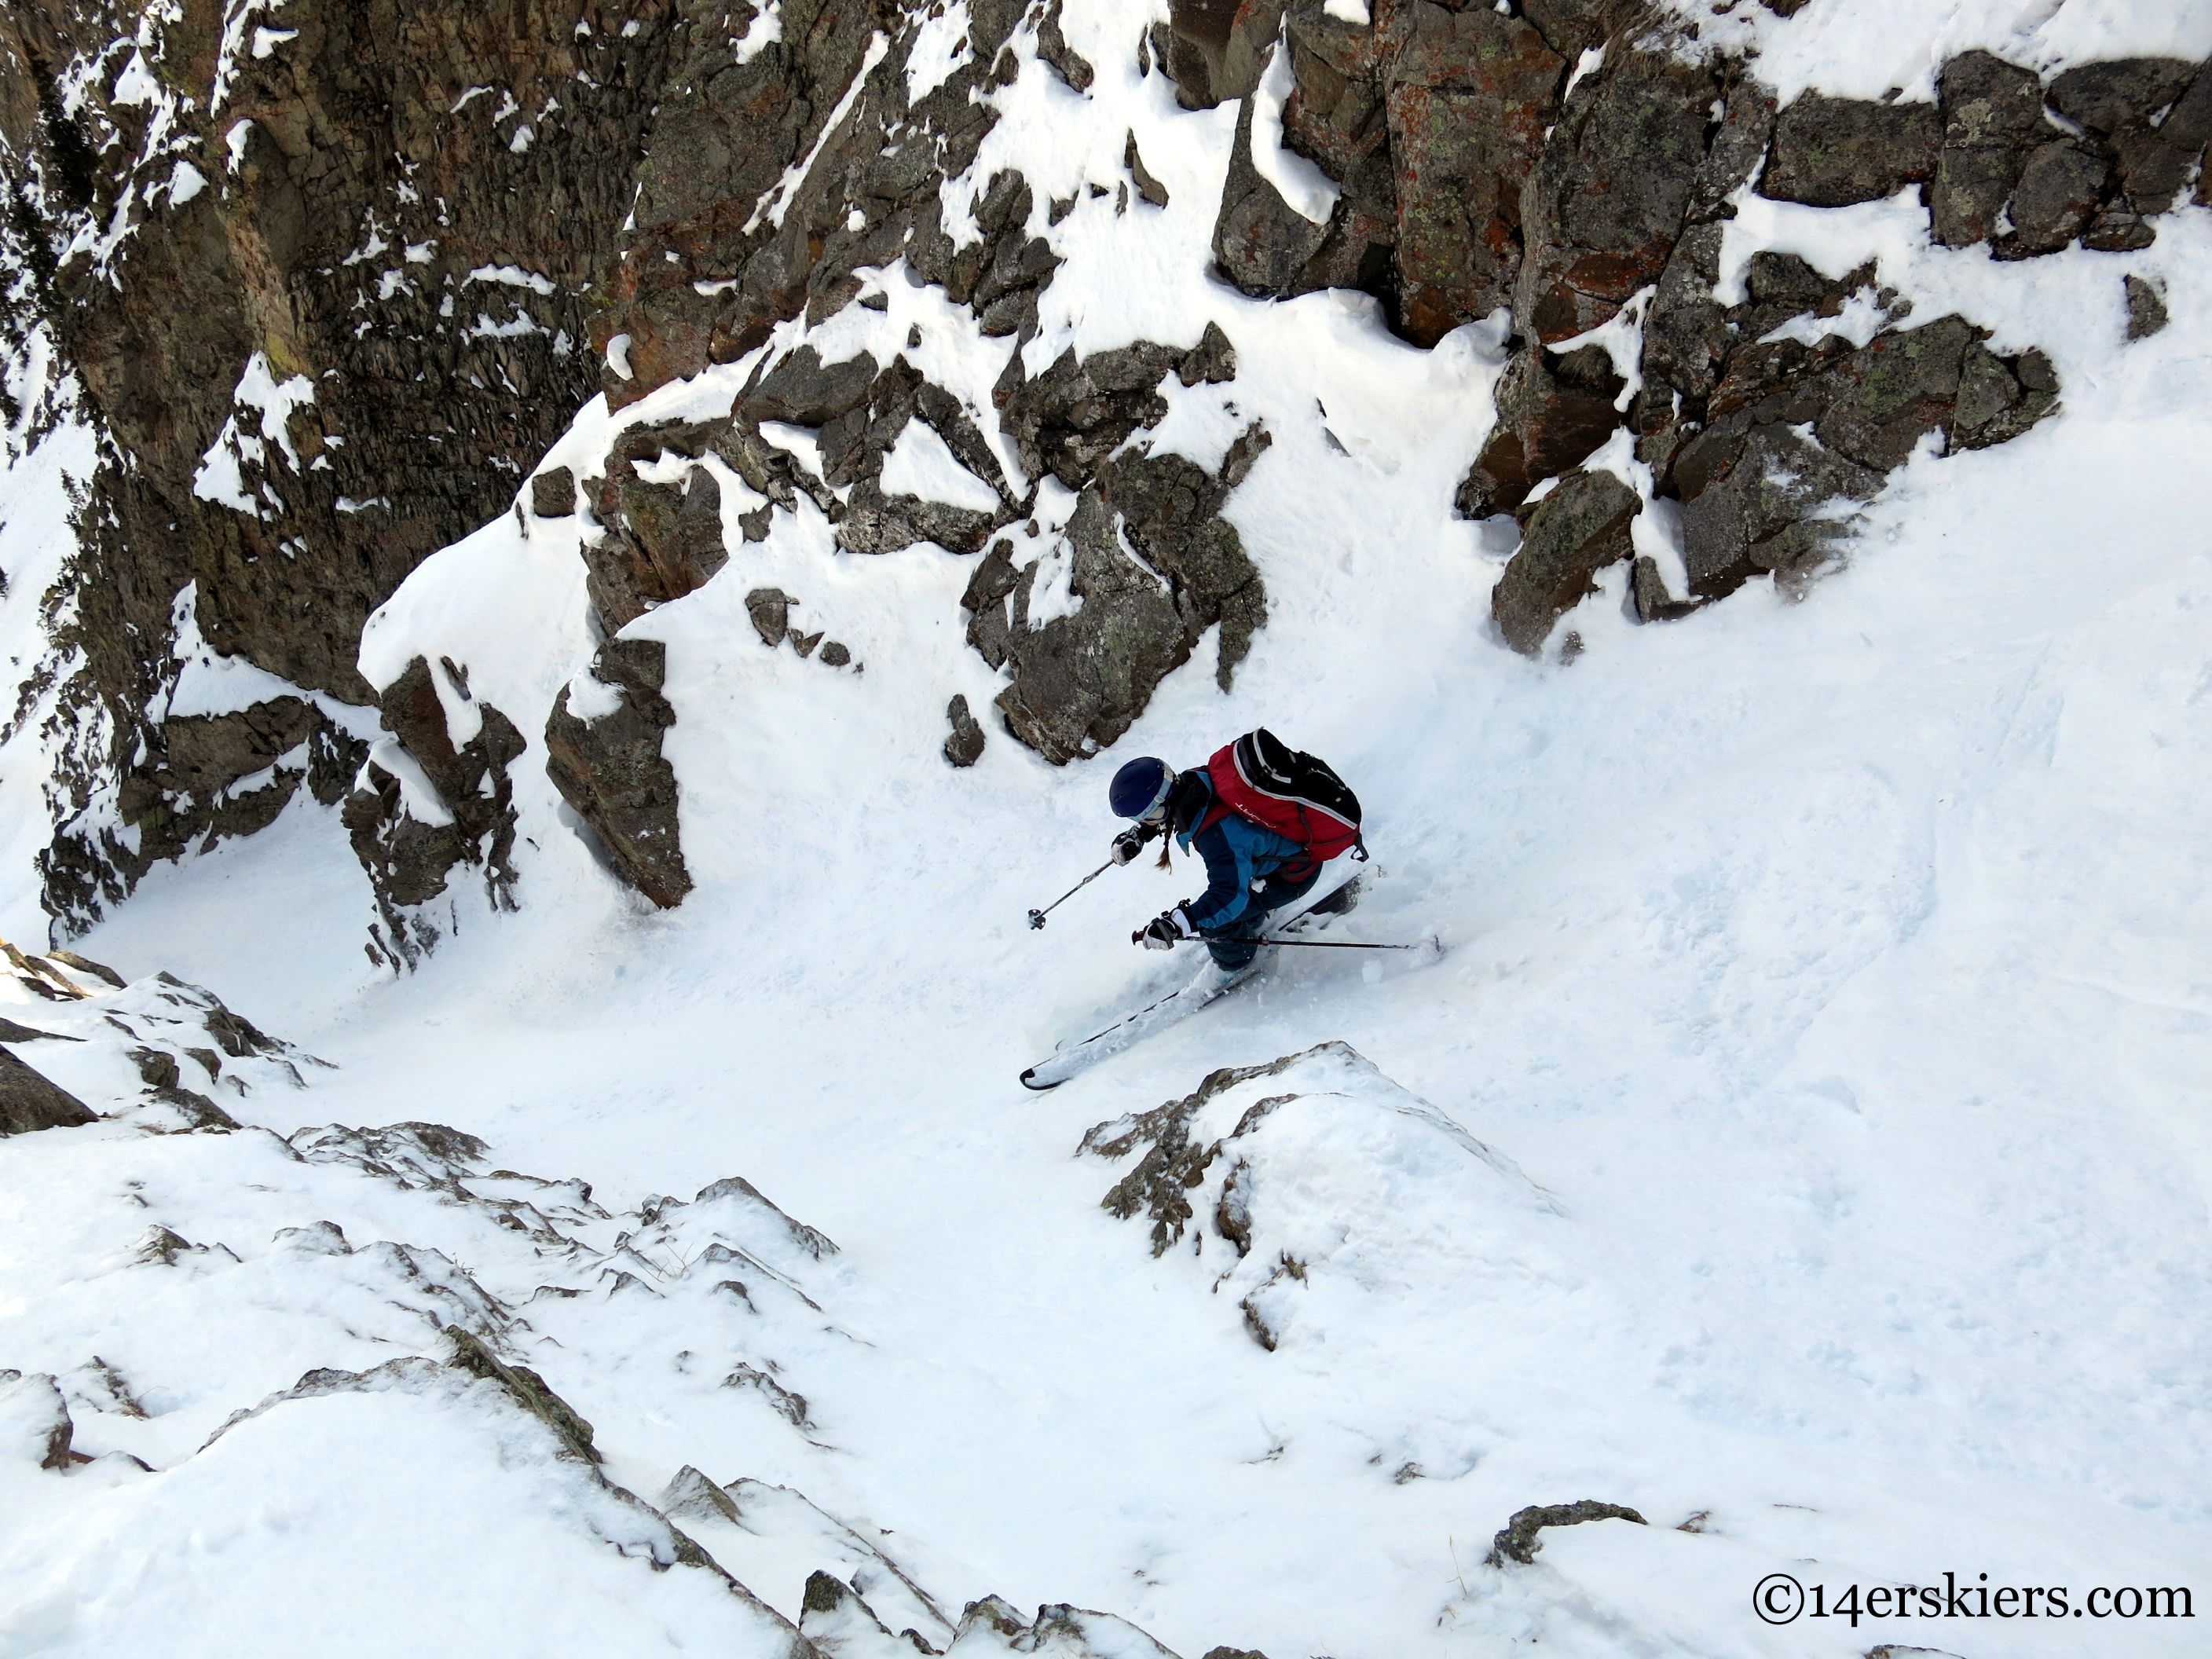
left=722, top=1364, right=811, bottom=1429
left=661, top=1465, right=743, bottom=1526
left=0, top=1372, right=79, bottom=1470
left=2125, top=276, right=2170, bottom=341
left=290, top=1120, right=491, bottom=1188
left=444, top=1326, right=599, bottom=1463
left=705, top=1476, right=959, bottom=1645
left=947, top=1597, right=1184, bottom=1659
left=800, top=1569, right=918, bottom=1659
left=1082, top=1042, right=1557, bottom=1352
left=1485, top=1499, right=1649, bottom=1566
left=688, top=1174, right=841, bottom=1261
left=192, top=1355, right=808, bottom=1637
left=665, top=1471, right=1210, bottom=1658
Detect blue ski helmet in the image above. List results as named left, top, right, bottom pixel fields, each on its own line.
left=1109, top=756, right=1174, bottom=820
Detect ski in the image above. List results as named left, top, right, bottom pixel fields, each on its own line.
left=1019, top=958, right=1266, bottom=1091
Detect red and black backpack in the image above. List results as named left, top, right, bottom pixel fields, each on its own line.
left=1204, top=729, right=1365, bottom=879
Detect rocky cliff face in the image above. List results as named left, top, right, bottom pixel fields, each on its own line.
left=2, top=0, right=2207, bottom=939
left=0, top=0, right=684, bottom=928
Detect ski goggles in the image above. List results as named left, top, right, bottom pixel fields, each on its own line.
left=1137, top=768, right=1176, bottom=823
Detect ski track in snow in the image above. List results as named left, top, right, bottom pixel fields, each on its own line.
left=2, top=2, right=2212, bottom=1655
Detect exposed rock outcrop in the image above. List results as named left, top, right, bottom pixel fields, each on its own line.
left=1207, top=2, right=1568, bottom=338
left=1641, top=293, right=2059, bottom=614
left=0, top=1046, right=96, bottom=1134
left=601, top=0, right=1053, bottom=406
left=544, top=639, right=691, bottom=909
left=943, top=695, right=987, bottom=769
left=2125, top=274, right=2170, bottom=341
left=1760, top=92, right=1939, bottom=209
left=1515, top=43, right=1734, bottom=347
left=1930, top=51, right=2051, bottom=247
left=343, top=656, right=527, bottom=968
left=574, top=341, right=1027, bottom=641
left=1457, top=345, right=1627, bottom=520
left=1213, top=73, right=1334, bottom=301
left=962, top=397, right=1269, bottom=765
left=1, top=0, right=691, bottom=925
left=1454, top=36, right=2187, bottom=654
left=1157, top=0, right=1286, bottom=112
left=1491, top=469, right=1642, bottom=657
left=76, top=698, right=368, bottom=925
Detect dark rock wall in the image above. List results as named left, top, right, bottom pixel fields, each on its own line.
left=598, top=0, right=1044, bottom=408
left=0, top=0, right=687, bottom=926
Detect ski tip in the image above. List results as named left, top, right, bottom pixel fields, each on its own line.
left=1019, top=1067, right=1062, bottom=1092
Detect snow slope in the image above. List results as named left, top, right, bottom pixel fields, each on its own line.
left=5, top=2, right=2212, bottom=1656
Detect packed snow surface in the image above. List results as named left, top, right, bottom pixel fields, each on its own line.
left=2, top=2, right=2210, bottom=1656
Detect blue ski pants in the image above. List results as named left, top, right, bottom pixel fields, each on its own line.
left=1201, top=870, right=1320, bottom=970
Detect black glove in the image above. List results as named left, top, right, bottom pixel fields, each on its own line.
left=1111, top=824, right=1155, bottom=866
left=1133, top=906, right=1195, bottom=950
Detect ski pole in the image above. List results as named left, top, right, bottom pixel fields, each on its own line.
left=1173, top=935, right=1436, bottom=950
left=1028, top=858, right=1115, bottom=929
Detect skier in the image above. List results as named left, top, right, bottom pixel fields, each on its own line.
left=1106, top=752, right=1327, bottom=973
left=1020, top=733, right=1374, bottom=1090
